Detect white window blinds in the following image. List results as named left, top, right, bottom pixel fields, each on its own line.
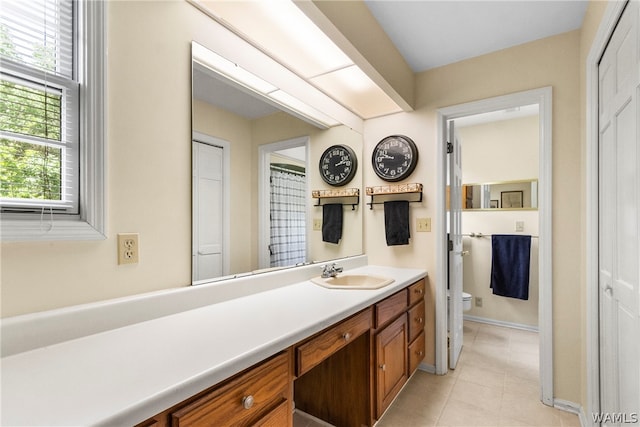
left=0, top=0, right=79, bottom=212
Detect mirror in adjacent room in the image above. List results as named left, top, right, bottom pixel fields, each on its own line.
left=462, top=179, right=538, bottom=210
left=191, top=41, right=363, bottom=284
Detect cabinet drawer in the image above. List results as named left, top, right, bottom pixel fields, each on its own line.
left=375, top=290, right=408, bottom=329
left=408, top=331, right=426, bottom=375
left=408, top=279, right=426, bottom=307
left=172, top=352, right=290, bottom=427
left=253, top=400, right=290, bottom=427
left=408, top=300, right=426, bottom=343
left=296, top=309, right=371, bottom=376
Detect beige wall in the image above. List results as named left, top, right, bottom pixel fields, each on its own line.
left=364, top=29, right=582, bottom=402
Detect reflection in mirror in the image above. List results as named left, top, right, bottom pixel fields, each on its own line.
left=191, top=41, right=363, bottom=284
left=462, top=180, right=538, bottom=210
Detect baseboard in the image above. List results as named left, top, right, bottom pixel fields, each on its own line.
left=463, top=314, right=539, bottom=332
left=554, top=399, right=587, bottom=427
left=418, top=362, right=436, bottom=374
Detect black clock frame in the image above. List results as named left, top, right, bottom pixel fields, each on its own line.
left=318, top=144, right=358, bottom=187
left=371, top=135, right=419, bottom=182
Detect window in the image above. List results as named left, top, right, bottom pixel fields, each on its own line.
left=0, top=0, right=105, bottom=240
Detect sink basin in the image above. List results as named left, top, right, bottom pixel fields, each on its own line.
left=311, top=274, right=395, bottom=290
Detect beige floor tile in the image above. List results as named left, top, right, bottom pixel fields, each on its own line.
left=457, top=363, right=506, bottom=391
left=438, top=397, right=501, bottom=426
left=450, top=378, right=503, bottom=413
left=500, top=393, right=564, bottom=426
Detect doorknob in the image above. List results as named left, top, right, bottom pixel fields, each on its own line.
left=454, top=250, right=470, bottom=256
left=604, top=284, right=613, bottom=295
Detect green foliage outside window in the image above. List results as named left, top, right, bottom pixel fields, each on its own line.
left=0, top=23, right=63, bottom=202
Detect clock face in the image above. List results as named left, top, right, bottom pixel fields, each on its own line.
left=319, top=145, right=358, bottom=186
left=371, top=135, right=418, bottom=182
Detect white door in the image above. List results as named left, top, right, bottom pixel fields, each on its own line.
left=448, top=120, right=464, bottom=369
left=598, top=1, right=640, bottom=422
left=193, top=141, right=224, bottom=281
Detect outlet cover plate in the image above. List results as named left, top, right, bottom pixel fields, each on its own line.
left=118, top=233, right=139, bottom=265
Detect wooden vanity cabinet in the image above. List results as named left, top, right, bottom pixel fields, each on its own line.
left=135, top=278, right=427, bottom=427
left=135, top=351, right=292, bottom=427
left=407, top=279, right=426, bottom=376
left=375, top=312, right=408, bottom=418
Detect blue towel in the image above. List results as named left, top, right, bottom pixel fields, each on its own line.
left=490, top=235, right=531, bottom=300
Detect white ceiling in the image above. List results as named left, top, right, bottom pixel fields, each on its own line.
left=193, top=1, right=589, bottom=121
left=364, top=0, right=589, bottom=72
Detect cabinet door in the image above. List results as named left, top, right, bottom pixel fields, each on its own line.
left=375, top=314, right=408, bottom=419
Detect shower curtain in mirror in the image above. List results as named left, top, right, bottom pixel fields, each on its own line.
left=270, top=168, right=306, bottom=267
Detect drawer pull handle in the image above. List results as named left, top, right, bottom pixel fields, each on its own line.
left=415, top=288, right=423, bottom=295
left=242, top=395, right=254, bottom=410
left=343, top=332, right=352, bottom=341
left=379, top=364, right=386, bottom=371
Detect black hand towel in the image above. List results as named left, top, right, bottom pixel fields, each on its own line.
left=322, top=203, right=343, bottom=244
left=384, top=200, right=410, bottom=246
left=490, top=234, right=532, bottom=300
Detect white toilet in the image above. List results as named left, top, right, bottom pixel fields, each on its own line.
left=447, top=290, right=473, bottom=312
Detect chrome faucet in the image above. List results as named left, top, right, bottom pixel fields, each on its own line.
left=321, top=263, right=343, bottom=278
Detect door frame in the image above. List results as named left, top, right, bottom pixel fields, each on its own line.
left=258, top=136, right=310, bottom=269
left=586, top=1, right=629, bottom=423
left=436, top=87, right=553, bottom=406
left=192, top=131, right=231, bottom=281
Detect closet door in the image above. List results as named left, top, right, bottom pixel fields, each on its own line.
left=598, top=1, right=640, bottom=421
left=193, top=142, right=224, bottom=281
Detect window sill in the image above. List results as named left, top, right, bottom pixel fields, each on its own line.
left=1, top=217, right=106, bottom=241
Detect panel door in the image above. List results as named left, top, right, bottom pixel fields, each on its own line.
left=598, top=2, right=640, bottom=423
left=448, top=120, right=464, bottom=369
left=193, top=142, right=223, bottom=281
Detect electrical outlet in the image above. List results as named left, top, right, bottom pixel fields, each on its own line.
left=118, top=233, right=139, bottom=265
left=475, top=297, right=483, bottom=307
left=515, top=221, right=525, bottom=232
left=417, top=217, right=431, bottom=232
left=313, top=218, right=322, bottom=231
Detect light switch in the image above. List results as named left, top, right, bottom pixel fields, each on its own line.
left=417, top=218, right=431, bottom=232
left=313, top=218, right=322, bottom=231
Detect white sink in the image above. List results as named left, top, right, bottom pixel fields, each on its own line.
left=311, top=274, right=395, bottom=290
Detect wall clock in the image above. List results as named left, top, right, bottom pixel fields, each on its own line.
left=372, top=135, right=419, bottom=182
left=319, top=144, right=358, bottom=186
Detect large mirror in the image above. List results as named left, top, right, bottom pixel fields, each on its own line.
left=462, top=179, right=538, bottom=210
left=191, top=41, right=364, bottom=284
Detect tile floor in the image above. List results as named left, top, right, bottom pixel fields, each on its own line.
left=376, top=321, right=580, bottom=427
left=294, top=321, right=581, bottom=427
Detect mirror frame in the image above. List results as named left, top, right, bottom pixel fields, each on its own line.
left=462, top=179, right=539, bottom=211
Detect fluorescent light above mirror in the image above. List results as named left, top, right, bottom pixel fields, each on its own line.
left=191, top=0, right=403, bottom=120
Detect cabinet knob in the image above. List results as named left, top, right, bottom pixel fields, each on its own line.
left=379, top=364, right=386, bottom=371
left=417, top=351, right=424, bottom=357
left=415, top=288, right=423, bottom=295
left=242, top=395, right=254, bottom=410
left=343, top=332, right=352, bottom=341
left=416, top=317, right=423, bottom=324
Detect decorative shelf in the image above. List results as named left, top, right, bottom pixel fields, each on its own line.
left=312, top=188, right=360, bottom=210
left=365, top=183, right=423, bottom=209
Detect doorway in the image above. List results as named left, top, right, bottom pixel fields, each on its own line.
left=436, top=87, right=553, bottom=405
left=258, top=136, right=310, bottom=269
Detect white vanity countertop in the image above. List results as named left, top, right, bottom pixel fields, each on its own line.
left=1, top=264, right=426, bottom=426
